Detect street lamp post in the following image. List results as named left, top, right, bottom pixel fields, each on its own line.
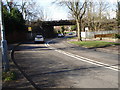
left=0, top=0, right=9, bottom=72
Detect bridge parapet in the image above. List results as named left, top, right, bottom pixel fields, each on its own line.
left=42, top=20, right=76, bottom=26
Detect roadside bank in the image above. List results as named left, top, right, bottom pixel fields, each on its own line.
left=2, top=43, right=35, bottom=89
left=67, top=38, right=120, bottom=54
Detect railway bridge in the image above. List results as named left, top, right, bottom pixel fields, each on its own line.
left=32, top=20, right=76, bottom=38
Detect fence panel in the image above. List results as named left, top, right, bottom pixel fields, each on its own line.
left=81, top=30, right=119, bottom=38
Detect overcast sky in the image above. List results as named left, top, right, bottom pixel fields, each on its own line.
left=35, top=0, right=69, bottom=20
left=35, top=0, right=118, bottom=20
left=11, top=0, right=118, bottom=20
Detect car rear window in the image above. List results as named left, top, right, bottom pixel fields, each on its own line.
left=36, top=35, right=43, bottom=38
left=37, top=36, right=42, bottom=38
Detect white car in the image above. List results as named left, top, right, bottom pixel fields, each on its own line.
left=34, top=35, right=44, bottom=43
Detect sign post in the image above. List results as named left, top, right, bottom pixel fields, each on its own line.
left=28, top=27, right=32, bottom=31
left=28, top=27, right=32, bottom=39
left=85, top=27, right=89, bottom=41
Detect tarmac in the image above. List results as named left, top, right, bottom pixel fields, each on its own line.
left=96, top=45, right=119, bottom=54
left=2, top=39, right=120, bottom=89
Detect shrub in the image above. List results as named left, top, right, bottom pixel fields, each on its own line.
left=115, top=34, right=120, bottom=39
left=2, top=71, right=17, bottom=81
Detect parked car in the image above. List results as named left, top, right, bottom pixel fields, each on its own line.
left=69, top=32, right=73, bottom=35
left=58, top=33, right=64, bottom=38
left=34, top=35, right=44, bottom=43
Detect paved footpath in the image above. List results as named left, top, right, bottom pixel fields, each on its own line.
left=2, top=43, right=35, bottom=89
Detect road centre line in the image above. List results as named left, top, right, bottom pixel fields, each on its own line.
left=45, top=40, right=119, bottom=72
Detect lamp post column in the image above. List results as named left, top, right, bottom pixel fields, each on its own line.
left=0, top=0, right=9, bottom=72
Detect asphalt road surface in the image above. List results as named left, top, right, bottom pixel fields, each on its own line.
left=14, top=37, right=119, bottom=88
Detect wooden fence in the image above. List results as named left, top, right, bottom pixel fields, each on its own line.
left=81, top=30, right=119, bottom=38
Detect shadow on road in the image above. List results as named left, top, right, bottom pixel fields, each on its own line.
left=15, top=46, right=47, bottom=51
left=29, top=63, right=119, bottom=78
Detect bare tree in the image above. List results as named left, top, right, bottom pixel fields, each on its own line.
left=86, top=1, right=95, bottom=31
left=54, top=0, right=87, bottom=41
left=6, top=0, right=13, bottom=11
left=95, top=0, right=110, bottom=30
left=5, top=0, right=20, bottom=11
left=20, top=0, right=44, bottom=21
left=6, top=0, right=48, bottom=21
left=85, top=0, right=110, bottom=31
left=117, top=1, right=120, bottom=26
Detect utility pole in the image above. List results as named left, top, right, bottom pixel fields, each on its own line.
left=0, top=0, right=9, bottom=72
left=0, top=2, right=2, bottom=88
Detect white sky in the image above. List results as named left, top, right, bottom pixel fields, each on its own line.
left=35, top=0, right=118, bottom=20
left=7, top=0, right=118, bottom=20
left=35, top=0, right=69, bottom=20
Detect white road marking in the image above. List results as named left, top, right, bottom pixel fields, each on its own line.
left=45, top=40, right=119, bottom=72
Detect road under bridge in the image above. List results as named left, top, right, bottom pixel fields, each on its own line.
left=32, top=20, right=76, bottom=38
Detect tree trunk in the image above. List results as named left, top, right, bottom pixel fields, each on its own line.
left=76, top=19, right=80, bottom=41
left=79, top=19, right=82, bottom=41
left=76, top=19, right=82, bottom=41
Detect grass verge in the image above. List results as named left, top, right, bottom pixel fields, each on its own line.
left=69, top=41, right=120, bottom=48
left=2, top=71, right=17, bottom=82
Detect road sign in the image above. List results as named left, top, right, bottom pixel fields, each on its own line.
left=85, top=27, right=89, bottom=41
left=28, top=27, right=32, bottom=31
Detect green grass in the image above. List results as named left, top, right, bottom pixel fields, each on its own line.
left=65, top=32, right=72, bottom=34
left=2, top=71, right=17, bottom=81
left=65, top=32, right=75, bottom=34
left=70, top=41, right=120, bottom=48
